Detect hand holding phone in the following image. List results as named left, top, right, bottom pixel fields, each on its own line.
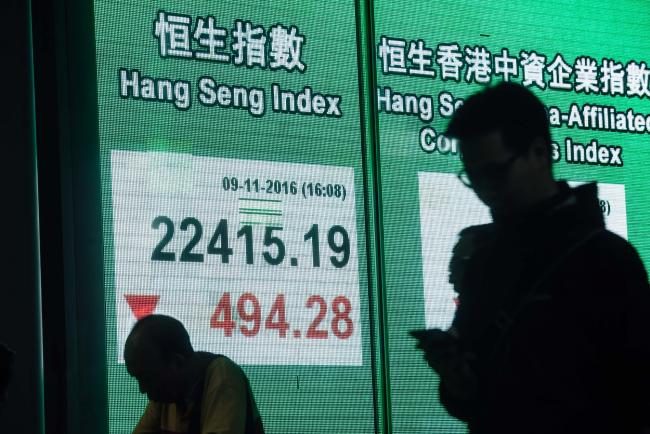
left=410, top=328, right=458, bottom=367
left=410, top=329, right=477, bottom=399
left=409, top=329, right=456, bottom=350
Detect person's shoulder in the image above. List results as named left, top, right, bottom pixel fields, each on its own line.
left=583, top=229, right=648, bottom=278
left=588, top=230, right=641, bottom=259
left=207, top=353, right=239, bottom=368
left=201, top=354, right=248, bottom=402
left=205, top=354, right=246, bottom=381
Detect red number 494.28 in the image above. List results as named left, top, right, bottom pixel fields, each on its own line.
left=210, top=292, right=353, bottom=340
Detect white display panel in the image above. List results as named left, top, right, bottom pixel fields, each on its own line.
left=418, top=172, right=627, bottom=329
left=112, top=150, right=361, bottom=366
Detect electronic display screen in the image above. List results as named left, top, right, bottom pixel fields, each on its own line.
left=373, top=0, right=650, bottom=432
left=96, top=1, right=377, bottom=432
left=93, top=0, right=650, bottom=432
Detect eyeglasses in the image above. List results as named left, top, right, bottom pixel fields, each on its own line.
left=457, top=153, right=521, bottom=189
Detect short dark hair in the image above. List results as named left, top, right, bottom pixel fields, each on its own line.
left=127, top=315, right=194, bottom=361
left=445, top=82, right=551, bottom=161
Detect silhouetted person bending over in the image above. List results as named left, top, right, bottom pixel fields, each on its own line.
left=418, top=82, right=650, bottom=434
left=125, top=314, right=264, bottom=434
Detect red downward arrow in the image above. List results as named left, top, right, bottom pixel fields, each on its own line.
left=124, top=294, right=160, bottom=320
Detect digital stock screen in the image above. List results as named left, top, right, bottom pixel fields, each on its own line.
left=92, top=1, right=650, bottom=433
left=98, top=1, right=376, bottom=433
left=373, top=1, right=650, bottom=432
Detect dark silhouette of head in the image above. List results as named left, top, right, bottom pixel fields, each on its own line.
left=445, top=82, right=557, bottom=216
left=446, top=81, right=552, bottom=163
left=124, top=315, right=194, bottom=403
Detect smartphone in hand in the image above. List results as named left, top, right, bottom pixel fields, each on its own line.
left=409, top=328, right=455, bottom=342
left=409, top=329, right=457, bottom=355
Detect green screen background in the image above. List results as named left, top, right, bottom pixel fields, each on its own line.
left=373, top=1, right=650, bottom=432
left=93, top=1, right=650, bottom=433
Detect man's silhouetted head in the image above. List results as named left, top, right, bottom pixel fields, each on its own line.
left=446, top=82, right=557, bottom=216
left=124, top=315, right=194, bottom=403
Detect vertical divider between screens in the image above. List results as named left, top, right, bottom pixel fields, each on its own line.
left=354, top=1, right=383, bottom=433
left=32, top=0, right=108, bottom=431
left=31, top=0, right=72, bottom=429
left=65, top=0, right=108, bottom=429
left=27, top=0, right=46, bottom=431
left=355, top=0, right=392, bottom=432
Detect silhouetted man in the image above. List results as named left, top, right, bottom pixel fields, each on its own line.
left=125, top=314, right=264, bottom=434
left=418, top=82, right=650, bottom=433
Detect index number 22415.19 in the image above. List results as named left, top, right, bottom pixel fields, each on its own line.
left=150, top=216, right=351, bottom=268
